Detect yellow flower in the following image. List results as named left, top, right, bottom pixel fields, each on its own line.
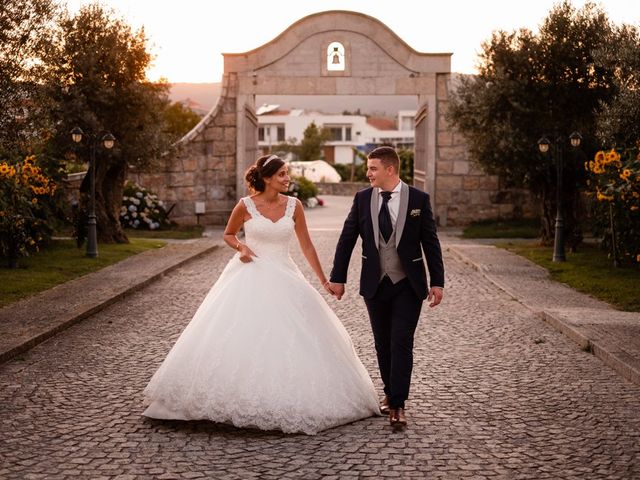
left=596, top=191, right=613, bottom=202
left=595, top=151, right=606, bottom=163
left=32, top=198, right=38, bottom=204
left=621, top=169, right=632, bottom=181
left=605, top=150, right=620, bottom=164
left=0, top=163, right=8, bottom=175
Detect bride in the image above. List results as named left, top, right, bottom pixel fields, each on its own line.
left=143, top=154, right=380, bottom=434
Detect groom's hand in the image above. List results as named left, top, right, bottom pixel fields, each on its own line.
left=328, top=282, right=345, bottom=300
left=427, top=287, right=444, bottom=307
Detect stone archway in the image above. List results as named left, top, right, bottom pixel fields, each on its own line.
left=130, top=11, right=532, bottom=226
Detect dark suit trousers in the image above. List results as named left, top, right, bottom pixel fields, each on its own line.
left=364, top=276, right=423, bottom=409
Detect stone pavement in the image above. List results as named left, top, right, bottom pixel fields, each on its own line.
left=0, top=237, right=219, bottom=364
left=0, top=195, right=639, bottom=479
left=444, top=238, right=640, bottom=387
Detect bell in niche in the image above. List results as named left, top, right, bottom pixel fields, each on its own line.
left=332, top=47, right=340, bottom=64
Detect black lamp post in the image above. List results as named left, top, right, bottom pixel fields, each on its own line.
left=537, top=131, right=582, bottom=262
left=71, top=127, right=116, bottom=258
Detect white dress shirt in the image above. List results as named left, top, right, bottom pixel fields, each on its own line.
left=377, top=181, right=402, bottom=226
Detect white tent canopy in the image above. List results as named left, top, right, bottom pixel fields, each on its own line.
left=287, top=160, right=341, bottom=183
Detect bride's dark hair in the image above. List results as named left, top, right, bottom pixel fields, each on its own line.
left=245, top=154, right=286, bottom=192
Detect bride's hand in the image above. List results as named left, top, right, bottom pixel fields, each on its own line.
left=238, top=245, right=256, bottom=263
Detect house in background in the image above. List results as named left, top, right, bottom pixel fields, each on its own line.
left=257, top=104, right=416, bottom=165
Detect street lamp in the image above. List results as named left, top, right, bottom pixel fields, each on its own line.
left=71, top=127, right=116, bottom=258
left=537, top=131, right=582, bottom=262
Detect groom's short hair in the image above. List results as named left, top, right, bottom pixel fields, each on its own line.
left=368, top=146, right=399, bottom=172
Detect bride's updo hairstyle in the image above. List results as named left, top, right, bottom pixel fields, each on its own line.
left=245, top=154, right=285, bottom=192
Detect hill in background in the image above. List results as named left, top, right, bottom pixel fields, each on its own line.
left=169, top=83, right=419, bottom=117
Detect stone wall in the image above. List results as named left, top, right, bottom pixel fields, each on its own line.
left=315, top=182, right=369, bottom=196
left=128, top=74, right=240, bottom=226
left=434, top=74, right=536, bottom=226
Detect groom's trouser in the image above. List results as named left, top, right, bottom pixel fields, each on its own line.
left=364, top=276, right=423, bottom=409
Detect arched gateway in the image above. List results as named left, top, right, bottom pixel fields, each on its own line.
left=130, top=11, right=531, bottom=226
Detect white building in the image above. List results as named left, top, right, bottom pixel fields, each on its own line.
left=257, top=105, right=416, bottom=165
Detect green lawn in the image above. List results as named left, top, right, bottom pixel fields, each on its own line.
left=500, top=242, right=640, bottom=312
left=54, top=224, right=205, bottom=240
left=462, top=218, right=540, bottom=239
left=124, top=224, right=204, bottom=239
left=0, top=238, right=166, bottom=308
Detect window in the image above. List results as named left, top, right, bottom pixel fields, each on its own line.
left=400, top=117, right=414, bottom=131
left=327, top=42, right=345, bottom=71
left=325, top=125, right=353, bottom=142
left=277, top=126, right=285, bottom=142
left=328, top=127, right=342, bottom=141
left=258, top=127, right=265, bottom=142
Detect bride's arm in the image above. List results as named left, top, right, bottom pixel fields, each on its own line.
left=223, top=201, right=256, bottom=262
left=293, top=199, right=333, bottom=294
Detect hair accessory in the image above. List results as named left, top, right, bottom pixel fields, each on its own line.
left=263, top=155, right=279, bottom=167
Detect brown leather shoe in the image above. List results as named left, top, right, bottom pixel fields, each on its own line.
left=389, top=408, right=407, bottom=429
left=380, top=395, right=390, bottom=414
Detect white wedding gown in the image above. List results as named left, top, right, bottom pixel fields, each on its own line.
left=143, top=195, right=380, bottom=434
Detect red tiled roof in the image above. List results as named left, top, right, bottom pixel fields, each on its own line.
left=366, top=117, right=396, bottom=130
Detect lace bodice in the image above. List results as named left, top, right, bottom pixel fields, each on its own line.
left=241, top=196, right=296, bottom=259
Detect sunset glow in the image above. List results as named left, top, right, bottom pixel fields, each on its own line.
left=62, top=0, right=640, bottom=83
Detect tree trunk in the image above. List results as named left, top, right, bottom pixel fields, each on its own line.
left=539, top=188, right=554, bottom=245
left=538, top=182, right=584, bottom=250
left=96, top=161, right=129, bottom=244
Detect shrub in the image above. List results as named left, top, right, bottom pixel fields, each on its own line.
left=120, top=181, right=171, bottom=230
left=286, top=175, right=319, bottom=205
left=0, top=155, right=56, bottom=267
left=333, top=162, right=368, bottom=182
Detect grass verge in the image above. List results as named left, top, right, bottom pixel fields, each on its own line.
left=124, top=224, right=204, bottom=239
left=462, top=218, right=540, bottom=239
left=499, top=242, right=640, bottom=312
left=0, top=238, right=166, bottom=308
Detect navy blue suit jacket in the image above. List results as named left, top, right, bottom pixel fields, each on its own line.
left=330, top=184, right=445, bottom=300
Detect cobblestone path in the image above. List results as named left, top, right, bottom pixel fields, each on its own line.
left=1, top=230, right=639, bottom=479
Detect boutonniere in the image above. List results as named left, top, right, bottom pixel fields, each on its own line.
left=410, top=209, right=421, bottom=217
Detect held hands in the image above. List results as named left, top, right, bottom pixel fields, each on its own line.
left=324, top=281, right=345, bottom=300
left=427, top=287, right=444, bottom=308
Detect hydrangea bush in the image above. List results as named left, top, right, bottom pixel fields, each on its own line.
left=120, top=181, right=171, bottom=230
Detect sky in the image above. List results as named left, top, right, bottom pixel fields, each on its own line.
left=62, top=0, right=640, bottom=83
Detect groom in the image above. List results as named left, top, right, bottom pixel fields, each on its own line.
left=328, top=146, right=445, bottom=429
